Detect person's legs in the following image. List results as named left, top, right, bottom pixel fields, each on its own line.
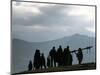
left=79, top=59, right=81, bottom=64
left=44, top=64, right=46, bottom=69
left=54, top=60, right=56, bottom=67
left=51, top=58, right=53, bottom=67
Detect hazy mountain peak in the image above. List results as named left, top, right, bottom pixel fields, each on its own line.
left=12, top=33, right=95, bottom=73
left=73, top=33, right=81, bottom=36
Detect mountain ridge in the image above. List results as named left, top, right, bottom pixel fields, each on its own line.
left=12, top=34, right=95, bottom=43
left=11, top=34, right=95, bottom=74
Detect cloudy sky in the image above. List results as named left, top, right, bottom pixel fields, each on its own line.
left=12, top=1, right=95, bottom=42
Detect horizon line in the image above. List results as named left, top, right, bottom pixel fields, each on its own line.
left=12, top=33, right=95, bottom=43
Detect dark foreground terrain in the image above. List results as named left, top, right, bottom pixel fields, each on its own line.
left=12, top=63, right=96, bottom=75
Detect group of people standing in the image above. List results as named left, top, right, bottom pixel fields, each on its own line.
left=47, top=46, right=73, bottom=68
left=28, top=45, right=83, bottom=71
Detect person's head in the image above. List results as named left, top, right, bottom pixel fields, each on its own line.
left=78, top=48, right=82, bottom=52
left=36, top=49, right=40, bottom=53
left=53, top=46, right=55, bottom=49
left=59, top=45, right=62, bottom=48
left=29, top=60, right=32, bottom=64
left=67, top=46, right=69, bottom=49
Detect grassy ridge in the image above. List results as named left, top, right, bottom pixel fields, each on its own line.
left=12, top=62, right=96, bottom=75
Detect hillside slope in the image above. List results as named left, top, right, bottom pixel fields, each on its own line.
left=11, top=34, right=96, bottom=74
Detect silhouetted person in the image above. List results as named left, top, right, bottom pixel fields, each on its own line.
left=28, top=60, right=33, bottom=71
left=76, top=48, right=83, bottom=64
left=47, top=54, right=51, bottom=68
left=63, top=46, right=73, bottom=66
left=49, top=46, right=57, bottom=67
left=56, top=45, right=63, bottom=66
left=34, top=49, right=41, bottom=69
left=40, top=53, right=46, bottom=69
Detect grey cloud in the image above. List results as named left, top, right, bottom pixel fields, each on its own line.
left=12, top=3, right=94, bottom=28
left=12, top=2, right=95, bottom=42
left=12, top=4, right=71, bottom=26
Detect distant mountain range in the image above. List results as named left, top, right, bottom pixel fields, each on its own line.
left=11, top=34, right=96, bottom=73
